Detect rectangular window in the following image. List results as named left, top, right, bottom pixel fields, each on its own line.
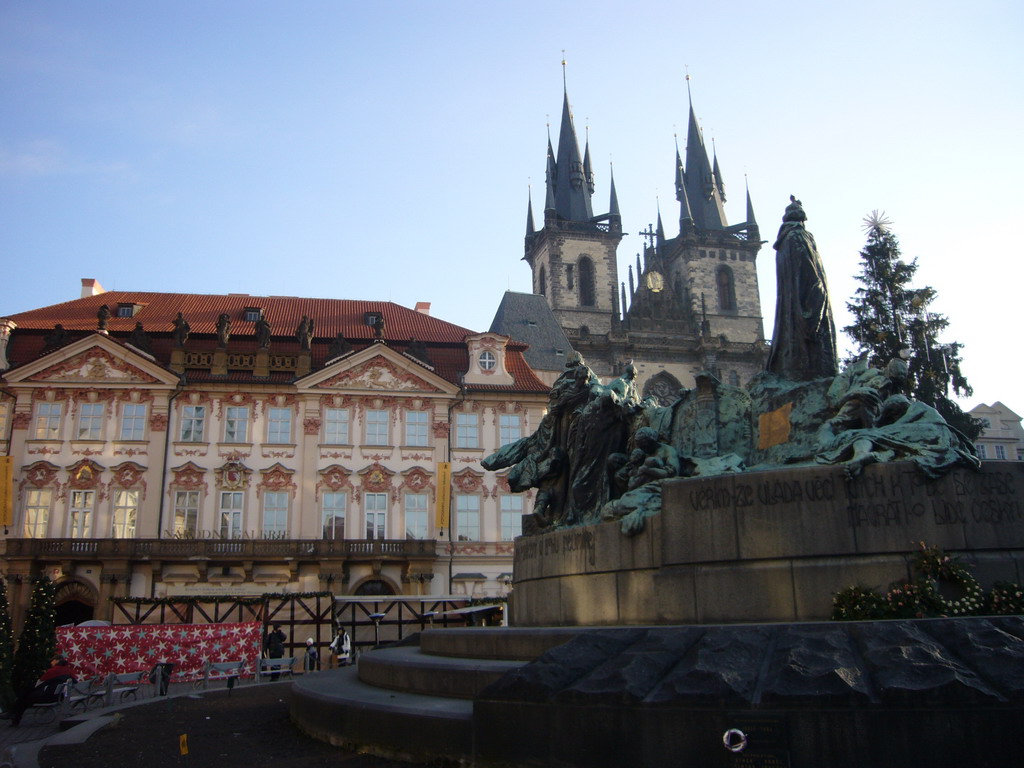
left=112, top=490, right=139, bottom=538
left=405, top=411, right=429, bottom=446
left=262, top=491, right=289, bottom=536
left=219, top=491, right=244, bottom=539
left=180, top=405, right=205, bottom=442
left=173, top=491, right=200, bottom=537
left=267, top=407, right=292, bottom=443
left=224, top=406, right=250, bottom=442
left=119, top=403, right=147, bottom=441
left=76, top=403, right=105, bottom=440
left=23, top=489, right=51, bottom=538
left=34, top=402, right=62, bottom=440
left=365, top=409, right=389, bottom=446
left=456, top=495, right=480, bottom=541
left=455, top=413, right=479, bottom=449
left=405, top=493, right=428, bottom=539
left=365, top=492, right=387, bottom=539
left=322, top=492, right=346, bottom=540
left=500, top=495, right=524, bottom=541
left=499, top=414, right=521, bottom=447
left=977, top=444, right=988, bottom=459
left=995, top=444, right=1007, bottom=460
left=324, top=408, right=350, bottom=444
left=68, top=490, right=94, bottom=538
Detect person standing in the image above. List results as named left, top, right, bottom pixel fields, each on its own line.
left=303, top=638, right=319, bottom=673
left=265, top=624, right=286, bottom=681
left=329, top=629, right=351, bottom=667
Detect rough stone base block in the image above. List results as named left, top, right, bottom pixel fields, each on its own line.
left=512, top=461, right=1024, bottom=625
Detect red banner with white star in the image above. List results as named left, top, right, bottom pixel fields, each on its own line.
left=57, top=622, right=262, bottom=682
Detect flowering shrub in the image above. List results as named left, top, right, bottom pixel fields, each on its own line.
left=987, top=582, right=1024, bottom=615
left=831, top=543, right=1022, bottom=621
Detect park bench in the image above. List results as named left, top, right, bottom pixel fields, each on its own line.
left=258, top=657, right=295, bottom=682
left=23, top=680, right=72, bottom=724
left=66, top=676, right=105, bottom=713
left=195, top=659, right=247, bottom=690
left=104, top=671, right=147, bottom=704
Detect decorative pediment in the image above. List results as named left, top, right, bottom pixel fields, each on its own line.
left=5, top=334, right=179, bottom=387
left=32, top=346, right=159, bottom=383
left=258, top=463, right=297, bottom=497
left=358, top=462, right=395, bottom=493
left=319, top=355, right=442, bottom=392
left=170, top=462, right=206, bottom=492
left=299, top=343, right=457, bottom=395
left=67, top=459, right=104, bottom=490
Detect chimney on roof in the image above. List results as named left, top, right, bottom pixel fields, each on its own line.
left=81, top=278, right=106, bottom=298
left=414, top=302, right=431, bottom=316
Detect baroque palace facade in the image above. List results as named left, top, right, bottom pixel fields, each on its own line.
left=497, top=83, right=767, bottom=402
left=0, top=282, right=548, bottom=627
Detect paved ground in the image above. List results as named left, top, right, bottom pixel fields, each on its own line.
left=3, top=679, right=428, bottom=768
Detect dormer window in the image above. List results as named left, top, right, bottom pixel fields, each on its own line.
left=243, top=307, right=263, bottom=322
left=364, top=311, right=383, bottom=328
left=116, top=303, right=140, bottom=318
left=479, top=351, right=496, bottom=371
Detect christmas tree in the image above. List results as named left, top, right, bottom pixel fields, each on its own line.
left=0, top=577, right=14, bottom=711
left=10, top=576, right=58, bottom=698
left=843, top=212, right=983, bottom=440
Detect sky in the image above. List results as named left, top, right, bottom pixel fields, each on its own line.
left=1, top=0, right=1021, bottom=412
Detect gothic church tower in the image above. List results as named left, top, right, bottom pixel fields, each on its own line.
left=512, top=78, right=766, bottom=396
left=523, top=86, right=622, bottom=341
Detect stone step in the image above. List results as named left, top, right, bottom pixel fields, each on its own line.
left=358, top=644, right=527, bottom=698
left=291, top=665, right=473, bottom=762
left=420, top=625, right=584, bottom=660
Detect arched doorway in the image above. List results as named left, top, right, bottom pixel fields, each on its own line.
left=53, top=579, right=98, bottom=626
left=353, top=579, right=396, bottom=596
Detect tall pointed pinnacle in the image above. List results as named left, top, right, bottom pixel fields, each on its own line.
left=683, top=74, right=727, bottom=230
left=608, top=163, right=620, bottom=217
left=551, top=58, right=594, bottom=222
left=656, top=202, right=666, bottom=243
left=583, top=127, right=595, bottom=195
left=712, top=138, right=726, bottom=202
left=675, top=136, right=694, bottom=233
left=745, top=176, right=756, bottom=226
left=544, top=133, right=557, bottom=212
left=526, top=186, right=536, bottom=237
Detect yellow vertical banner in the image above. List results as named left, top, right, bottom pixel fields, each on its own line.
left=0, top=456, right=12, bottom=529
left=435, top=461, right=451, bottom=529
left=179, top=733, right=189, bottom=755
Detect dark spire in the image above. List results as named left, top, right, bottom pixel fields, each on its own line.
left=621, top=282, right=628, bottom=316
left=745, top=177, right=757, bottom=226
left=583, top=130, right=595, bottom=195
left=526, top=187, right=536, bottom=237
left=551, top=80, right=594, bottom=222
left=712, top=139, right=726, bottom=202
left=683, top=84, right=728, bottom=230
left=544, top=134, right=557, bottom=212
left=675, top=141, right=694, bottom=234
left=608, top=164, right=620, bottom=217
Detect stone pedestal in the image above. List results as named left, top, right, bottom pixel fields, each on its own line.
left=512, top=461, right=1024, bottom=626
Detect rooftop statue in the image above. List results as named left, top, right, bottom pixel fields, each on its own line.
left=172, top=312, right=190, bottom=347
left=765, top=196, right=838, bottom=380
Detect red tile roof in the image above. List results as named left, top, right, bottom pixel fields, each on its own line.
left=4, top=291, right=548, bottom=393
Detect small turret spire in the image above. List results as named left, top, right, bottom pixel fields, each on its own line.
left=608, top=162, right=620, bottom=217
left=526, top=186, right=536, bottom=237
left=712, top=138, right=726, bottom=202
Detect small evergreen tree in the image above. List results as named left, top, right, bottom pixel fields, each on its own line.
left=0, top=577, right=14, bottom=711
left=10, top=576, right=58, bottom=697
left=843, top=212, right=983, bottom=440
